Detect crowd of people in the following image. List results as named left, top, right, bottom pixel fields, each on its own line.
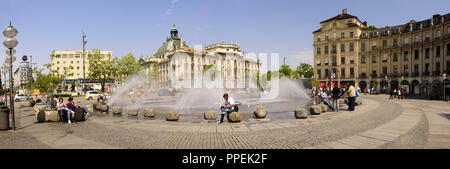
left=54, top=96, right=90, bottom=124
left=312, top=82, right=359, bottom=112
left=389, top=88, right=408, bottom=100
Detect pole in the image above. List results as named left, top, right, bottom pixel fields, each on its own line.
left=3, top=72, right=6, bottom=108
left=82, top=34, right=86, bottom=94
left=9, top=49, right=15, bottom=131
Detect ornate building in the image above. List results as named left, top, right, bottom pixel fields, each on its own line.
left=140, top=25, right=260, bottom=91
left=314, top=9, right=450, bottom=98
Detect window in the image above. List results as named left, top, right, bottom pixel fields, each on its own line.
left=348, top=20, right=352, bottom=24
left=349, top=43, right=354, bottom=51
left=332, top=45, right=337, bottom=53
left=415, top=35, right=420, bottom=42
left=425, top=32, right=430, bottom=40
left=71, top=61, right=73, bottom=64
left=350, top=67, right=354, bottom=76
left=425, top=63, right=430, bottom=73
left=57, top=67, right=60, bottom=70
left=57, top=61, right=59, bottom=64
left=383, top=67, right=388, bottom=74
left=414, top=64, right=419, bottom=74
left=404, top=37, right=409, bottom=44
left=317, top=70, right=321, bottom=78
left=341, top=68, right=345, bottom=77
left=341, top=44, right=345, bottom=52
left=447, top=43, right=450, bottom=55
left=372, top=42, right=376, bottom=49
left=393, top=38, right=398, bottom=46
left=393, top=53, right=398, bottom=62
left=62, top=54, right=67, bottom=58
left=333, top=23, right=336, bottom=26
left=404, top=51, right=409, bottom=61
left=383, top=54, right=387, bottom=62
left=361, top=55, right=366, bottom=64
left=55, top=54, right=61, bottom=58
left=436, top=62, right=440, bottom=72
left=404, top=65, right=408, bottom=73
left=350, top=56, right=354, bottom=64
left=350, top=31, right=354, bottom=38
left=425, top=48, right=430, bottom=58
left=77, top=67, right=80, bottom=70
left=436, top=46, right=440, bottom=57
left=77, top=61, right=80, bottom=64
left=341, top=56, right=345, bottom=64
left=325, top=69, right=329, bottom=77
left=317, top=36, right=321, bottom=42
left=75, top=54, right=80, bottom=58
left=325, top=34, right=329, bottom=40
left=317, top=47, right=321, bottom=54
left=361, top=43, right=366, bottom=50
left=372, top=55, right=377, bottom=63
left=383, top=40, right=387, bottom=47
left=436, top=30, right=441, bottom=37
left=415, top=50, right=419, bottom=60
left=341, top=32, right=345, bottom=38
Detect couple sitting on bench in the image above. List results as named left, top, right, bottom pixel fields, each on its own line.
left=56, top=97, right=89, bottom=124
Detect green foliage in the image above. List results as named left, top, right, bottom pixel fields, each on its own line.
left=88, top=49, right=117, bottom=92
left=362, top=25, right=377, bottom=30
left=310, top=79, right=320, bottom=87
left=279, top=64, right=292, bottom=78
left=116, top=53, right=142, bottom=83
left=25, top=67, right=64, bottom=93
left=296, top=63, right=314, bottom=78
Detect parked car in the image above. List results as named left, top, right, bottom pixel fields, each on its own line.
left=85, top=91, right=108, bottom=100
left=14, top=94, right=30, bottom=102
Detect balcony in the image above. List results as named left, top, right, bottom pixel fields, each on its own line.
left=371, top=74, right=378, bottom=78
left=379, top=74, right=388, bottom=78
left=433, top=70, right=441, bottom=76
left=403, top=73, right=409, bottom=77
left=332, top=62, right=337, bottom=66
left=412, top=72, right=420, bottom=77
left=402, top=43, right=410, bottom=48
left=392, top=44, right=399, bottom=49
left=422, top=72, right=430, bottom=76
left=361, top=48, right=366, bottom=52
left=360, top=73, right=367, bottom=78
left=348, top=75, right=355, bottom=78
left=324, top=63, right=329, bottom=66
left=331, top=50, right=337, bottom=54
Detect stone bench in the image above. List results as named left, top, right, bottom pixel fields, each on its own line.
left=144, top=109, right=155, bottom=117
left=254, top=106, right=267, bottom=118
left=166, top=110, right=179, bottom=121
left=227, top=112, right=242, bottom=123
left=295, top=108, right=308, bottom=119
left=94, top=101, right=109, bottom=112
left=112, top=106, right=123, bottom=115
left=36, top=110, right=60, bottom=122
left=204, top=110, right=217, bottom=120
left=127, top=108, right=138, bottom=116
left=310, top=105, right=321, bottom=115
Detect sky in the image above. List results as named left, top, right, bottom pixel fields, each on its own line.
left=1, top=0, right=449, bottom=73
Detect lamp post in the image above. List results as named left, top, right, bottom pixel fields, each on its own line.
left=443, top=73, right=447, bottom=101
left=3, top=22, right=18, bottom=131
left=82, top=32, right=87, bottom=94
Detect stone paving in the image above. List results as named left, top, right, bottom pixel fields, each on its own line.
left=1, top=95, right=449, bottom=149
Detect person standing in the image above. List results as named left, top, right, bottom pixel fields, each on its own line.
left=331, top=87, right=340, bottom=111
left=397, top=89, right=401, bottom=100
left=389, top=89, right=394, bottom=100
left=346, top=83, right=356, bottom=111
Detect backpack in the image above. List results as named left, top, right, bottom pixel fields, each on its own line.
left=234, top=105, right=239, bottom=112
left=74, top=108, right=85, bottom=122
left=355, top=91, right=359, bottom=98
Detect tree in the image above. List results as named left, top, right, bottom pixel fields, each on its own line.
left=116, top=53, right=142, bottom=83
left=25, top=66, right=63, bottom=94
left=88, top=50, right=117, bottom=92
left=310, top=79, right=320, bottom=88
left=296, top=63, right=314, bottom=78
left=279, top=64, right=292, bottom=78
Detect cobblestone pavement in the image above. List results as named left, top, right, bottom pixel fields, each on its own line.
left=1, top=95, right=449, bottom=149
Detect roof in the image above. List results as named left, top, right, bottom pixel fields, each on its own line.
left=320, top=13, right=360, bottom=24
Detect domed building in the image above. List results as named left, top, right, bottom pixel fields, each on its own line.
left=140, top=25, right=260, bottom=91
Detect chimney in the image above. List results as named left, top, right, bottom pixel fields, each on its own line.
left=342, top=9, right=348, bottom=14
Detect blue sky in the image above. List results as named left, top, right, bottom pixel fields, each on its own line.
left=1, top=0, right=449, bottom=72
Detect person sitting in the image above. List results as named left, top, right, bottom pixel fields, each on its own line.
left=56, top=97, right=74, bottom=124
left=67, top=97, right=90, bottom=117
left=217, top=93, right=236, bottom=124
left=320, top=91, right=334, bottom=111
left=97, top=94, right=103, bottom=102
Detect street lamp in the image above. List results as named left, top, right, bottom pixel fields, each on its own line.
left=82, top=32, right=87, bottom=94
left=3, top=22, right=18, bottom=131
left=443, top=73, right=447, bottom=101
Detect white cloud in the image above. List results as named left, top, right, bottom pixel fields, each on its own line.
left=166, top=0, right=179, bottom=16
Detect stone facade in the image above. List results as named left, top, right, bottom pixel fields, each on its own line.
left=139, top=25, right=260, bottom=91
left=314, top=9, right=450, bottom=98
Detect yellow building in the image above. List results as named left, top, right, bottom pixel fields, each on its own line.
left=50, top=50, right=112, bottom=80
left=314, top=9, right=450, bottom=98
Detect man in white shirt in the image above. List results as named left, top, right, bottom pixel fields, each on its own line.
left=218, top=93, right=235, bottom=124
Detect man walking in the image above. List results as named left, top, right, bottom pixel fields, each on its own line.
left=218, top=93, right=235, bottom=124
left=346, top=83, right=356, bottom=111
